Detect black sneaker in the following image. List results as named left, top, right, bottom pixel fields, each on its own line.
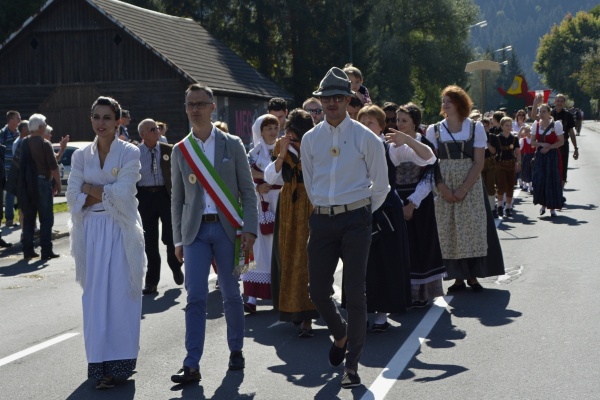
left=229, top=350, right=245, bottom=370
left=505, top=208, right=512, bottom=217
left=492, top=207, right=498, bottom=219
left=341, top=371, right=361, bottom=389
left=171, top=366, right=201, bottom=384
left=0, top=238, right=13, bottom=248
left=371, top=321, right=390, bottom=333
left=328, top=340, right=347, bottom=367
left=498, top=207, right=504, bottom=217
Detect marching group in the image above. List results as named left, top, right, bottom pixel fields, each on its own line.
left=0, top=64, right=581, bottom=391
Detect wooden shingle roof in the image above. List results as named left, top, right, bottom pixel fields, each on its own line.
left=90, top=0, right=290, bottom=99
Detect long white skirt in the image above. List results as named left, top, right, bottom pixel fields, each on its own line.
left=242, top=188, right=280, bottom=284
left=82, top=211, right=141, bottom=363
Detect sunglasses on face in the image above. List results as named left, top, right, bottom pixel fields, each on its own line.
left=305, top=109, right=323, bottom=115
left=319, top=95, right=346, bottom=103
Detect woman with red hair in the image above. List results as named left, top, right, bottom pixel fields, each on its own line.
left=425, top=86, right=504, bottom=293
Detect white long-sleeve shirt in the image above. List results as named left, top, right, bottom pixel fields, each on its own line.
left=387, top=133, right=437, bottom=208
left=301, top=114, right=390, bottom=212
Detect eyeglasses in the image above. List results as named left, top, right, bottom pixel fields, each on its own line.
left=385, top=118, right=396, bottom=123
left=319, top=95, right=346, bottom=103
left=149, top=127, right=159, bottom=132
left=185, top=101, right=214, bottom=110
left=305, top=109, right=323, bottom=115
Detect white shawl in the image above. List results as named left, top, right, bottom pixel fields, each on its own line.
left=67, top=137, right=146, bottom=297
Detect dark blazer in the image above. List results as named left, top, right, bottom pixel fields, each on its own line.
left=158, top=142, right=173, bottom=193
left=171, top=128, right=258, bottom=246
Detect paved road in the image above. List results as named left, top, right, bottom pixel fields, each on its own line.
left=1, top=122, right=599, bottom=399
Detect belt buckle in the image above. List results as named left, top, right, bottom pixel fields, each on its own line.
left=329, top=206, right=335, bottom=217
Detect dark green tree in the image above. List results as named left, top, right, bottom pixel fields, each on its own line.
left=354, top=0, right=480, bottom=121
left=535, top=11, right=600, bottom=113
left=0, top=0, right=45, bottom=44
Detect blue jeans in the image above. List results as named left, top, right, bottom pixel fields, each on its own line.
left=4, top=191, right=15, bottom=222
left=183, top=221, right=244, bottom=370
left=22, top=177, right=54, bottom=255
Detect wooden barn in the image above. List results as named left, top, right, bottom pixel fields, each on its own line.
left=0, top=0, right=291, bottom=145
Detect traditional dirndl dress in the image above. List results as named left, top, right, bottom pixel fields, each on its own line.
left=531, top=121, right=564, bottom=210
left=432, top=122, right=505, bottom=279
left=395, top=135, right=446, bottom=302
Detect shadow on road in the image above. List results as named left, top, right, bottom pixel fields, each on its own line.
left=0, top=258, right=48, bottom=277
left=66, top=378, right=135, bottom=399
left=141, top=288, right=183, bottom=318
left=449, top=287, right=522, bottom=327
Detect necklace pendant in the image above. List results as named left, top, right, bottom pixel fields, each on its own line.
left=330, top=146, right=340, bottom=157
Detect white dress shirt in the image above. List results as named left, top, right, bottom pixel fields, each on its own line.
left=192, top=127, right=218, bottom=215
left=301, top=114, right=390, bottom=211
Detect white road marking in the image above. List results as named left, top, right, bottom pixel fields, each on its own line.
left=496, top=265, right=524, bottom=283
left=360, top=296, right=453, bottom=400
left=268, top=321, right=287, bottom=329
left=0, top=332, right=79, bottom=367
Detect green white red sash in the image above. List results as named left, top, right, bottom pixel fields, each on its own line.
left=179, top=131, right=254, bottom=274
left=179, top=131, right=243, bottom=229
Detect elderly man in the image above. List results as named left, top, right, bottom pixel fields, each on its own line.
left=301, top=67, right=389, bottom=389
left=303, top=97, right=324, bottom=125
left=136, top=118, right=183, bottom=295
left=170, top=83, right=257, bottom=384
left=19, top=114, right=61, bottom=260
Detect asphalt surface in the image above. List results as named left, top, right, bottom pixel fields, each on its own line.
left=1, top=121, right=599, bottom=399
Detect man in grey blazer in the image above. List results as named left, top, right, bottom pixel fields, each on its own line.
left=170, top=83, right=258, bottom=384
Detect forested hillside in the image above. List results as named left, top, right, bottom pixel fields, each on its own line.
left=471, top=0, right=598, bottom=89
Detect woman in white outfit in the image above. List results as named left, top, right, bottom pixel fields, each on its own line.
left=241, top=114, right=282, bottom=312
left=67, top=96, right=145, bottom=390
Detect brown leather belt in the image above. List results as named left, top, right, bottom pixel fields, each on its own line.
left=202, top=214, right=220, bottom=223
left=313, top=198, right=371, bottom=216
left=137, top=186, right=166, bottom=192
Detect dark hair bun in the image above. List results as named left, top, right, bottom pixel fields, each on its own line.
left=284, top=109, right=314, bottom=140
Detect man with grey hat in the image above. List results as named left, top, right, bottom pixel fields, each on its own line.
left=301, top=67, right=389, bottom=388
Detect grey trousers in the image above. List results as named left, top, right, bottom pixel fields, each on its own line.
left=307, top=205, right=372, bottom=373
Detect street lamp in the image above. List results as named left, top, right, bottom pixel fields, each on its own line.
left=461, top=20, right=487, bottom=33
left=465, top=60, right=501, bottom=112
left=494, top=45, right=512, bottom=53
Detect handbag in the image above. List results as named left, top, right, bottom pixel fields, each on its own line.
left=258, top=197, right=275, bottom=235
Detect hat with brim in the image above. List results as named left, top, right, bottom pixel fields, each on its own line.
left=312, top=67, right=355, bottom=97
